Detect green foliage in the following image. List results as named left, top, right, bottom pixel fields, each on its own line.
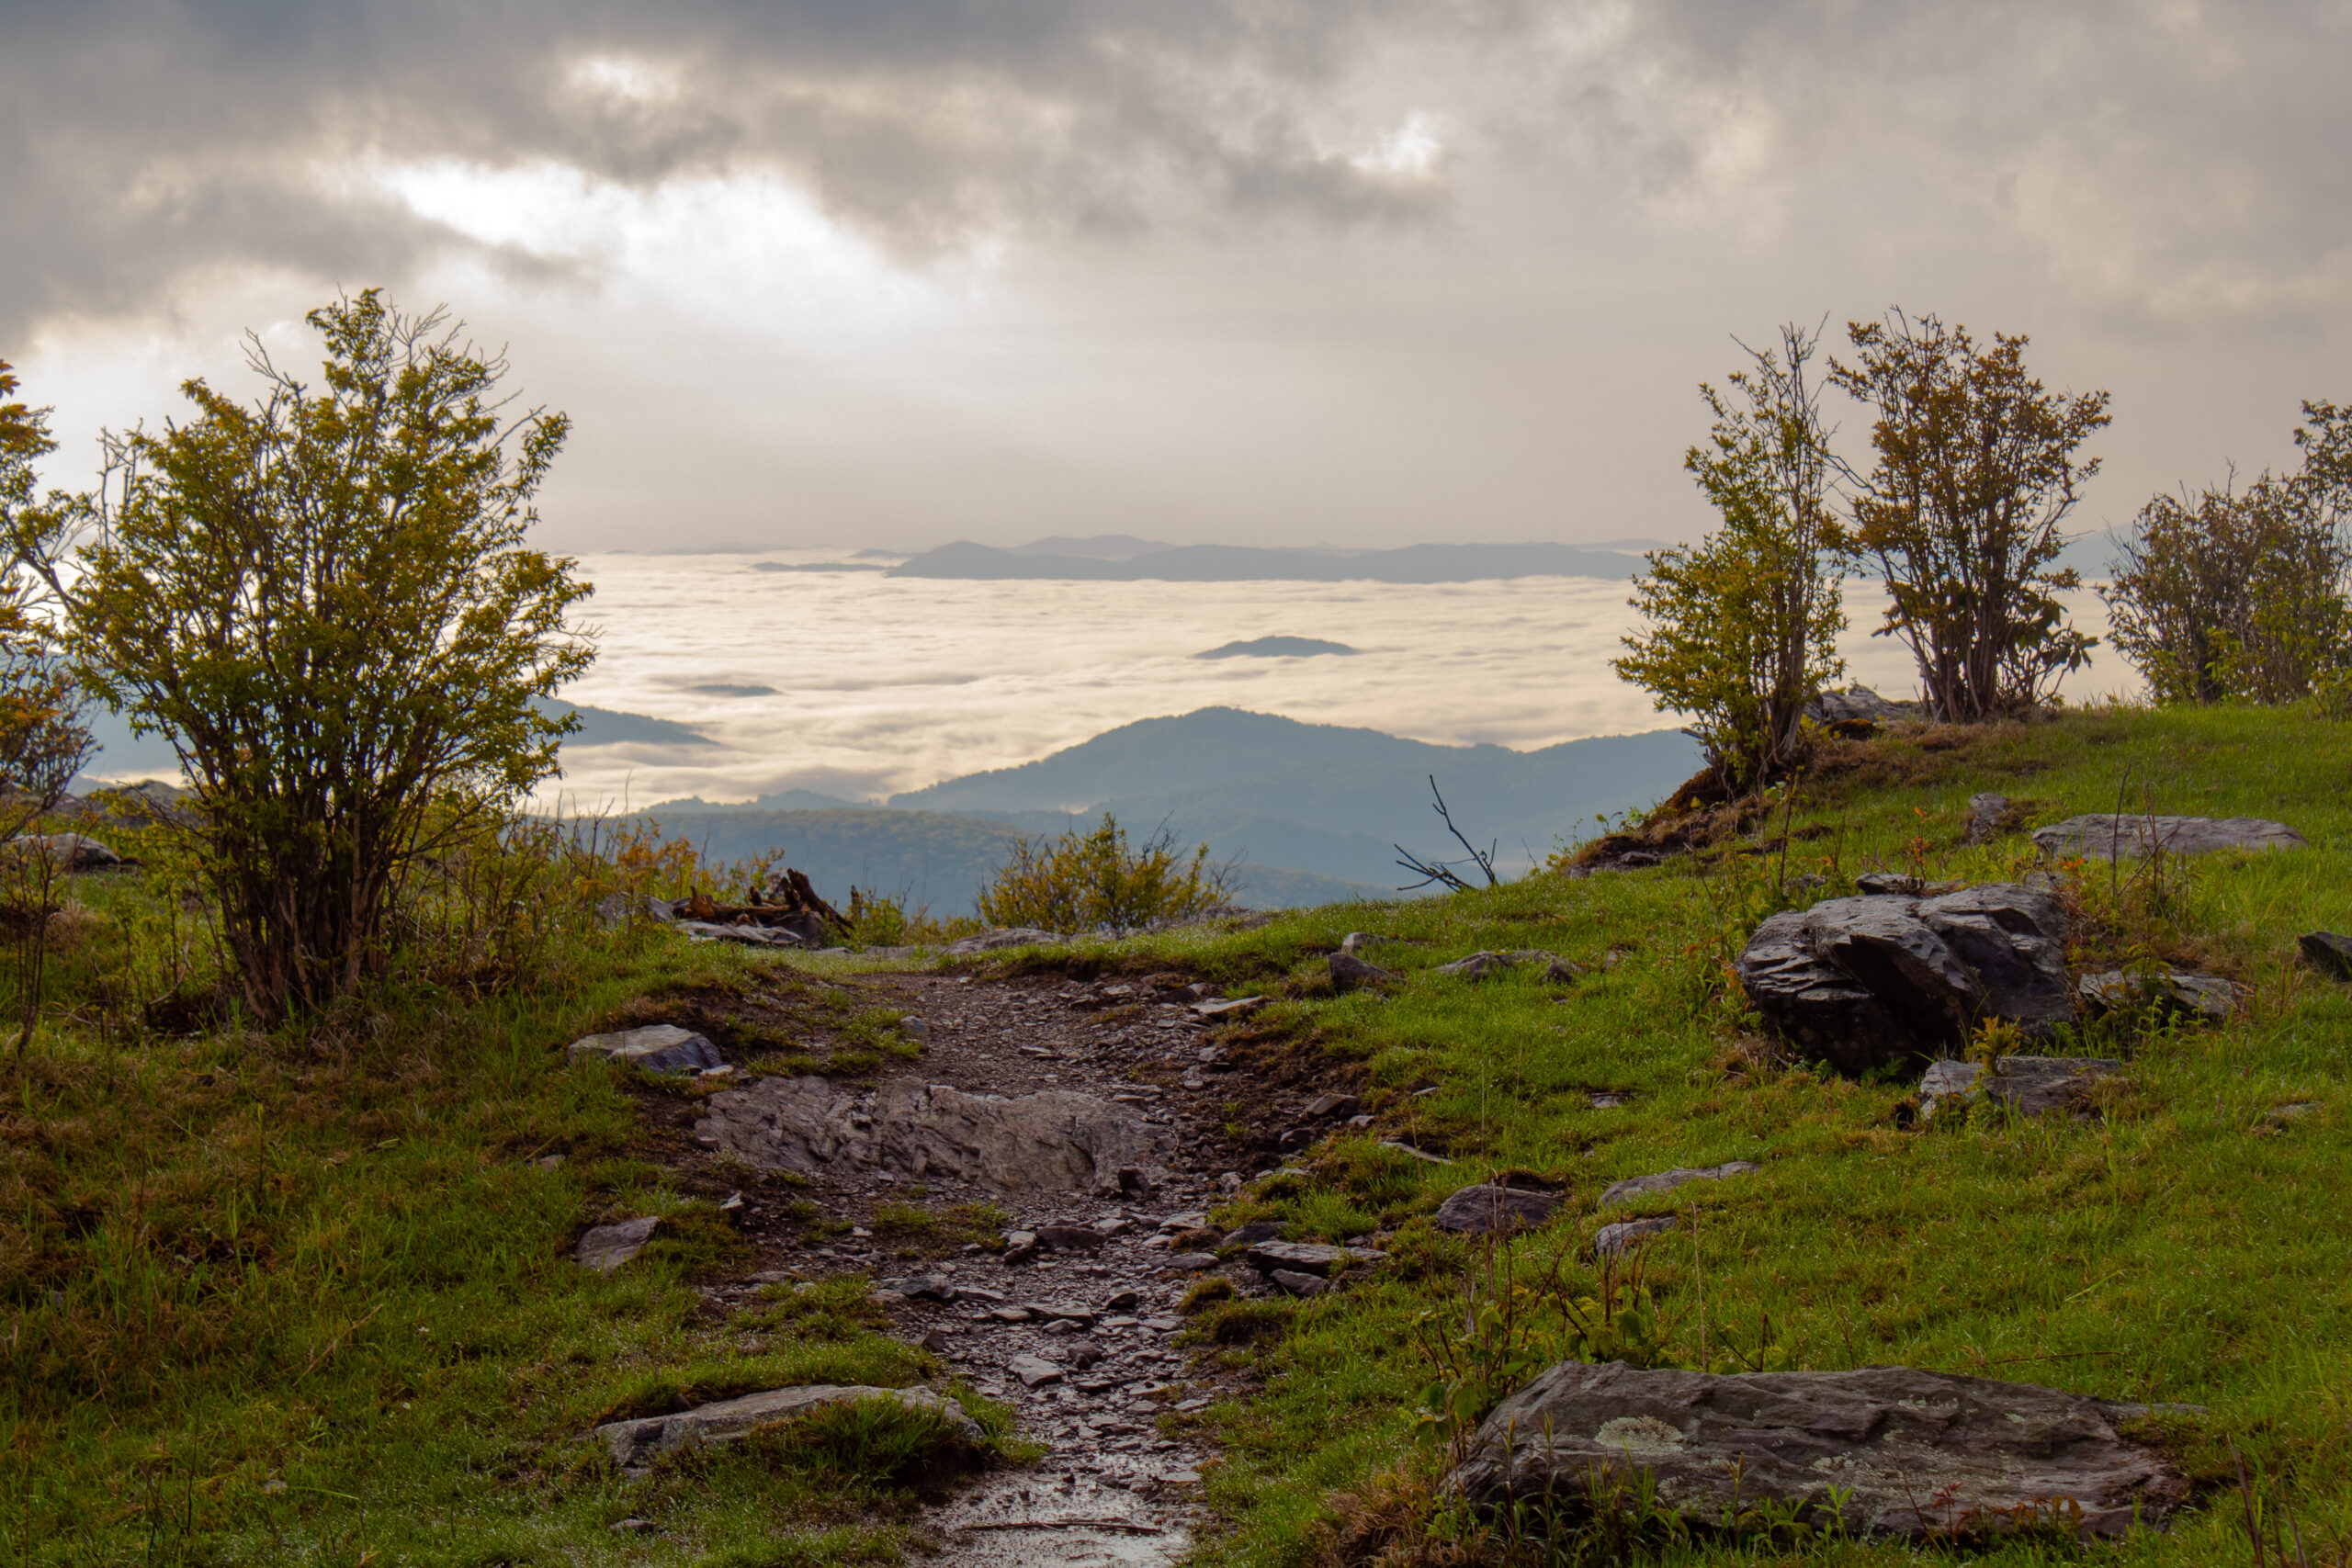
left=1615, top=324, right=1845, bottom=792
left=746, top=1394, right=976, bottom=1486
left=2103, top=401, right=2352, bottom=705
left=10, top=293, right=593, bottom=1020
left=975, top=811, right=1231, bottom=933
left=1410, top=1280, right=1679, bottom=1455
left=1832, top=310, right=2109, bottom=720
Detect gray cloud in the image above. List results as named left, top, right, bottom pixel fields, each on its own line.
left=10, top=2, right=2344, bottom=342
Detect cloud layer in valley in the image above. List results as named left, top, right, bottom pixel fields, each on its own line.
left=7, top=2, right=2350, bottom=551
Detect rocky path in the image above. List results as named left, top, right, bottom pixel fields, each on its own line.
left=637, top=963, right=1338, bottom=1564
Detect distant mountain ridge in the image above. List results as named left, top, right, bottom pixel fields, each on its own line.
left=887, top=541, right=1643, bottom=582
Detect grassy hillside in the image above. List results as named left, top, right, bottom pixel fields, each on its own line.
left=6, top=700, right=2347, bottom=1564
left=1083, top=701, right=2351, bottom=1564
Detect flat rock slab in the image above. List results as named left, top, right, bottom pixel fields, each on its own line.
left=1245, top=1239, right=1386, bottom=1277
left=1451, top=1360, right=2183, bottom=1540
left=2034, top=814, right=2306, bottom=861
left=693, top=1076, right=1172, bottom=1191
left=576, top=1214, right=662, bottom=1271
left=1599, top=1162, right=1758, bottom=1209
left=2300, top=931, right=2352, bottom=979
left=945, top=927, right=1064, bottom=954
left=1189, top=995, right=1266, bottom=1020
left=674, top=921, right=810, bottom=950
left=2078, top=970, right=2239, bottom=1024
left=1594, top=1216, right=1678, bottom=1257
left=1008, top=1354, right=1065, bottom=1388
left=1434, top=950, right=1581, bottom=982
left=1737, top=883, right=2073, bottom=1074
left=567, top=1024, right=724, bottom=1075
left=1432, top=1185, right=1562, bottom=1235
left=599, top=1383, right=979, bottom=1472
left=1966, top=792, right=2023, bottom=845
left=1920, top=1056, right=2122, bottom=1122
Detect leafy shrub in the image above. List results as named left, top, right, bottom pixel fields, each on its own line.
left=11, top=293, right=592, bottom=1020
left=975, top=812, right=1231, bottom=934
left=1615, top=324, right=1846, bottom=792
left=2102, top=402, right=2352, bottom=705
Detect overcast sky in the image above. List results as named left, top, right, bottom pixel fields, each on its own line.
left=6, top=1, right=2349, bottom=555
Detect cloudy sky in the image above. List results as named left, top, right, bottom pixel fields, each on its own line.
left=6, top=1, right=2349, bottom=555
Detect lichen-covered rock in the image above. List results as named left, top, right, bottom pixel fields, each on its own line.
left=1450, top=1361, right=2183, bottom=1540
left=576, top=1214, right=662, bottom=1271
left=2034, top=814, right=2305, bottom=861
left=1593, top=1216, right=1678, bottom=1257
left=1245, top=1239, right=1386, bottom=1277
left=2078, top=970, right=2239, bottom=1024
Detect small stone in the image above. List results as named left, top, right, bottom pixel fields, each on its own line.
left=1009, top=1354, right=1065, bottom=1388
left=1190, top=995, right=1267, bottom=1021
left=1305, top=1091, right=1362, bottom=1118
left=2264, top=1101, right=2321, bottom=1128
left=1431, top=1184, right=1561, bottom=1235
left=609, top=1517, right=654, bottom=1534
left=1162, top=1252, right=1221, bottom=1272
left=875, top=1274, right=956, bottom=1302
left=1001, top=1230, right=1041, bottom=1264
left=1269, top=1269, right=1329, bottom=1297
left=1589, top=1092, right=1626, bottom=1110
left=1142, top=1315, right=1182, bottom=1331
left=1593, top=1216, right=1678, bottom=1257
left=1329, top=952, right=1396, bottom=991
left=2299, top=931, right=2352, bottom=980
left=1174, top=1396, right=1213, bottom=1413
left=1379, top=1141, right=1453, bottom=1165
left=575, top=1214, right=661, bottom=1272
left=919, top=1327, right=953, bottom=1352
left=261, top=1479, right=287, bottom=1495
left=1025, top=1302, right=1101, bottom=1324
left=944, top=927, right=1065, bottom=954
left=1041, top=1317, right=1082, bottom=1336
left=1036, top=1224, right=1106, bottom=1252
left=1435, top=951, right=1511, bottom=979
left=1598, top=1162, right=1758, bottom=1209
left=1222, top=1221, right=1284, bottom=1247
left=565, top=1024, right=724, bottom=1076
left=1217, top=1172, right=1244, bottom=1196
left=1102, top=1289, right=1141, bottom=1312
left=1346, top=1113, right=1374, bottom=1129
left=535, top=1154, right=565, bottom=1169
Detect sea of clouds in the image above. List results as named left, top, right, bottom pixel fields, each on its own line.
left=543, top=552, right=2135, bottom=811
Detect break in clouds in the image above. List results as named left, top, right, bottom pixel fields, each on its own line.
left=7, top=0, right=2352, bottom=339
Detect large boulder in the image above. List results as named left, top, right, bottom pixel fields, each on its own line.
left=692, top=1076, right=1172, bottom=1191
left=1450, top=1360, right=2183, bottom=1540
left=2033, top=814, right=2304, bottom=861
left=599, top=1384, right=980, bottom=1473
left=1736, top=885, right=2071, bottom=1074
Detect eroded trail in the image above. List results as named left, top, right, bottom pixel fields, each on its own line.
left=638, top=964, right=1297, bottom=1563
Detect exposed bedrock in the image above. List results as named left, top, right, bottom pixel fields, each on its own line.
left=693, top=1075, right=1173, bottom=1191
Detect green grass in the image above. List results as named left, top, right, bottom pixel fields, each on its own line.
left=6, top=700, right=2349, bottom=1564
left=0, top=879, right=1007, bottom=1565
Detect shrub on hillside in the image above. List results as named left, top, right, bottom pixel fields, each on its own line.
left=1615, top=323, right=1846, bottom=793
left=2101, top=401, right=2352, bottom=705
left=7, top=294, right=594, bottom=1020
left=975, top=813, right=1230, bottom=934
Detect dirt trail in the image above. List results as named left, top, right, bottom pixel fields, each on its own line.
left=642, top=964, right=1318, bottom=1564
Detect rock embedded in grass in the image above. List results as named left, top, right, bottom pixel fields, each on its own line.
left=2078, top=969, right=2239, bottom=1024
left=566, top=1023, right=725, bottom=1075
left=944, top=927, right=1065, bottom=954
left=575, top=1214, right=662, bottom=1271
left=1598, top=1162, right=1758, bottom=1208
left=17, top=832, right=124, bottom=870
left=1592, top=1216, right=1677, bottom=1257
left=1244, top=1239, right=1385, bottom=1277
left=1431, top=1184, right=1561, bottom=1235
left=1328, top=952, right=1395, bottom=991
left=1449, top=1361, right=2183, bottom=1540
left=2033, top=813, right=2306, bottom=860
left=599, top=1384, right=981, bottom=1473
left=1966, top=791, right=2022, bottom=844
left=2299, top=931, right=2352, bottom=979
left=1919, top=1056, right=2122, bottom=1122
